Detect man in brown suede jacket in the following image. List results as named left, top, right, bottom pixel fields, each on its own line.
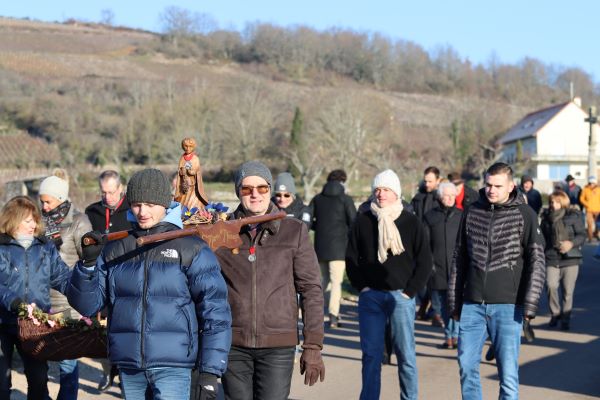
left=215, top=161, right=325, bottom=400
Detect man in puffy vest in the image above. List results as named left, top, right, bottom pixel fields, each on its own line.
left=449, top=162, right=545, bottom=399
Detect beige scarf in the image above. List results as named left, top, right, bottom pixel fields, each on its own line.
left=370, top=200, right=404, bottom=263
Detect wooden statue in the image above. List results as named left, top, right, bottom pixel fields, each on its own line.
left=174, top=137, right=208, bottom=210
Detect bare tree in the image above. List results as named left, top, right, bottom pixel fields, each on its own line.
left=100, top=9, right=115, bottom=26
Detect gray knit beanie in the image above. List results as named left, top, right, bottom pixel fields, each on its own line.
left=127, top=168, right=172, bottom=208
left=274, top=172, right=297, bottom=194
left=234, top=161, right=273, bottom=197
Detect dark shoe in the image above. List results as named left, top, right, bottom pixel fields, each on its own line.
left=561, top=320, right=570, bottom=331
left=485, top=345, right=495, bottom=361
left=549, top=315, right=560, bottom=328
left=431, top=315, right=445, bottom=328
left=329, top=314, right=342, bottom=328
left=382, top=353, right=392, bottom=365
left=523, top=320, right=535, bottom=343
left=438, top=339, right=453, bottom=349
left=98, top=374, right=111, bottom=392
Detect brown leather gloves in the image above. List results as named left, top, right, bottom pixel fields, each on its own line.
left=299, top=346, right=325, bottom=386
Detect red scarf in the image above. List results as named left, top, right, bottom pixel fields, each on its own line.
left=456, top=185, right=465, bottom=210
left=183, top=152, right=195, bottom=161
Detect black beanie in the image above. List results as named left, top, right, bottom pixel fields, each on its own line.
left=127, top=168, right=172, bottom=208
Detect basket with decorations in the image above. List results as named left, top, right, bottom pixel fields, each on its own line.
left=17, top=303, right=107, bottom=361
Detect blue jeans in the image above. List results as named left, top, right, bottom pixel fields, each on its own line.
left=458, top=302, right=523, bottom=400
left=57, top=359, right=78, bottom=400
left=431, top=290, right=459, bottom=339
left=358, top=289, right=417, bottom=400
left=119, top=367, right=191, bottom=400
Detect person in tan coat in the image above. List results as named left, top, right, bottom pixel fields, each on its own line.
left=579, top=175, right=600, bottom=241
left=39, top=172, right=91, bottom=400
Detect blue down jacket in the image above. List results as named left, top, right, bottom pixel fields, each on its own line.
left=0, top=234, right=71, bottom=325
left=67, top=203, right=232, bottom=376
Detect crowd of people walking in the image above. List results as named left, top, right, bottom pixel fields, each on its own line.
left=0, top=157, right=591, bottom=400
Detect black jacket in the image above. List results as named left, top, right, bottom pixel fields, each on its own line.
left=346, top=209, right=432, bottom=298
left=273, top=196, right=312, bottom=228
left=309, top=181, right=356, bottom=261
left=540, top=208, right=585, bottom=267
left=448, top=188, right=546, bottom=318
left=411, top=188, right=438, bottom=222
left=424, top=205, right=462, bottom=290
left=460, top=185, right=479, bottom=210
left=521, top=187, right=543, bottom=215
left=85, top=198, right=132, bottom=233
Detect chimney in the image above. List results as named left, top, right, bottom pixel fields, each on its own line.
left=573, top=97, right=582, bottom=107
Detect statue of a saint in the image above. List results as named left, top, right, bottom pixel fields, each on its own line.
left=174, top=137, right=208, bottom=210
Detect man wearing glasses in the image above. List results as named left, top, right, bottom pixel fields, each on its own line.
left=215, top=161, right=325, bottom=399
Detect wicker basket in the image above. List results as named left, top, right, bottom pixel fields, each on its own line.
left=18, top=318, right=108, bottom=361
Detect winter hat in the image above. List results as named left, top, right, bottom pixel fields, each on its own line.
left=566, top=174, right=575, bottom=182
left=39, top=176, right=69, bottom=202
left=234, top=161, right=273, bottom=197
left=126, top=168, right=172, bottom=208
left=589, top=176, right=598, bottom=184
left=274, top=172, right=297, bottom=194
left=372, top=169, right=401, bottom=199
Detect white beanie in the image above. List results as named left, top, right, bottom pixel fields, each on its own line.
left=39, top=175, right=69, bottom=202
left=372, top=169, right=401, bottom=198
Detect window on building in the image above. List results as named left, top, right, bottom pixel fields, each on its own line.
left=549, top=164, right=569, bottom=180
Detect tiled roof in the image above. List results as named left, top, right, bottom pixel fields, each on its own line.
left=498, top=102, right=569, bottom=144
left=0, top=131, right=60, bottom=168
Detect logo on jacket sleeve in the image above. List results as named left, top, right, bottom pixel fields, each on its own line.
left=160, top=249, right=179, bottom=258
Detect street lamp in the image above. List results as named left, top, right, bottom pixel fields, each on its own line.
left=585, top=106, right=597, bottom=178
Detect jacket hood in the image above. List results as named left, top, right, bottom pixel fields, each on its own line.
left=322, top=181, right=345, bottom=197
left=127, top=201, right=183, bottom=230
left=476, top=187, right=524, bottom=209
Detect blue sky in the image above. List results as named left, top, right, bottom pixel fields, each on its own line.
left=3, top=1, right=599, bottom=83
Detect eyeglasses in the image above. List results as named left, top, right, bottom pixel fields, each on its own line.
left=240, top=185, right=270, bottom=196
left=275, top=193, right=292, bottom=199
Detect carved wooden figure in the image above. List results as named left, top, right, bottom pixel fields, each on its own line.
left=174, top=137, right=208, bottom=210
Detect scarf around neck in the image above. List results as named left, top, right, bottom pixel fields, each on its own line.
left=42, top=200, right=71, bottom=248
left=548, top=208, right=568, bottom=250
left=370, top=200, right=404, bottom=263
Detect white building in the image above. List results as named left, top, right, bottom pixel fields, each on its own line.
left=498, top=98, right=599, bottom=192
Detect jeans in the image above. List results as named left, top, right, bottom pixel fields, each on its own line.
left=222, top=346, right=295, bottom=400
left=119, top=367, right=191, bottom=400
left=358, top=289, right=417, bottom=400
left=319, top=260, right=346, bottom=317
left=0, top=325, right=50, bottom=400
left=458, top=302, right=523, bottom=400
left=431, top=290, right=459, bottom=339
left=57, top=359, right=79, bottom=400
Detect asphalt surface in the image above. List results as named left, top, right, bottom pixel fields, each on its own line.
left=9, top=244, right=600, bottom=399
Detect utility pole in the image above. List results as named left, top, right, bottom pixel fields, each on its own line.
left=585, top=106, right=598, bottom=178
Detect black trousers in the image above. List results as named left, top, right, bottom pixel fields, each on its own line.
left=0, top=325, right=49, bottom=400
left=222, top=346, right=295, bottom=400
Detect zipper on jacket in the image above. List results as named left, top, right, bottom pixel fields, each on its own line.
left=24, top=250, right=29, bottom=303
left=140, top=235, right=150, bottom=368
left=482, top=204, right=495, bottom=303
left=250, top=233, right=258, bottom=348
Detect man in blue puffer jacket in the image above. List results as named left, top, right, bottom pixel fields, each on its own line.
left=67, top=168, right=232, bottom=400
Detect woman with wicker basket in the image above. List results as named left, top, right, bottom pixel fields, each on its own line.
left=0, top=196, right=71, bottom=399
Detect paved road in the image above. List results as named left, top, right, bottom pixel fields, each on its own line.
left=10, top=244, right=600, bottom=399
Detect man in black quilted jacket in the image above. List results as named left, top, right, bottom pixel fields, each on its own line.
left=448, top=162, right=545, bottom=400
